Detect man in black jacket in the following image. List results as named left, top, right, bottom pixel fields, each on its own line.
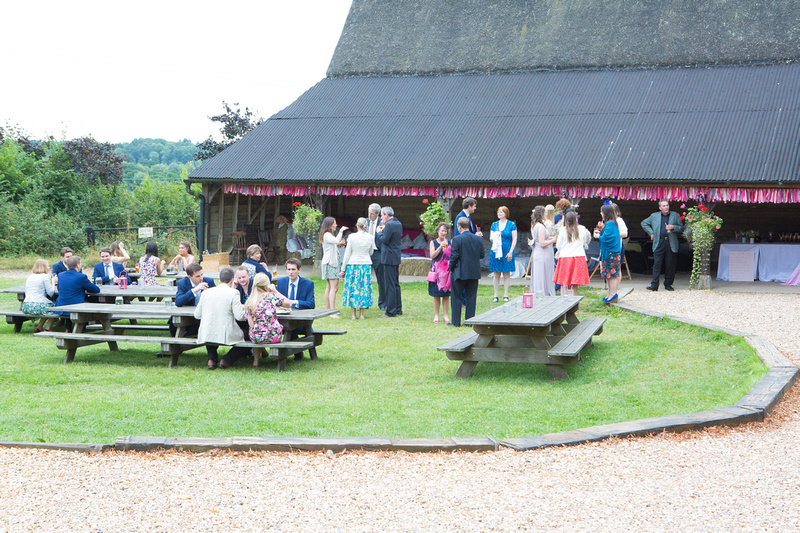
left=449, top=217, right=485, bottom=327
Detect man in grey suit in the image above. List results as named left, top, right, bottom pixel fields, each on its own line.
left=367, top=203, right=385, bottom=311
left=376, top=206, right=403, bottom=317
left=641, top=199, right=684, bottom=291
left=449, top=217, right=485, bottom=327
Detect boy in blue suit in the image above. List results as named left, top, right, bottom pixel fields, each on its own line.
left=275, top=258, right=315, bottom=310
left=91, top=248, right=125, bottom=285
left=52, top=247, right=73, bottom=277
left=56, top=255, right=100, bottom=332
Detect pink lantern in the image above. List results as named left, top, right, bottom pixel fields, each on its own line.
left=118, top=272, right=128, bottom=289
left=522, top=292, right=534, bottom=308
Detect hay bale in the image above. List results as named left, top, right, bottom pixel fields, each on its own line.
left=400, top=257, right=433, bottom=276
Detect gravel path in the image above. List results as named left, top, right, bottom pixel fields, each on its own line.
left=1, top=290, right=798, bottom=531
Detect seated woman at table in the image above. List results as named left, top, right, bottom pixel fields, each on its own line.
left=55, top=255, right=100, bottom=332
left=552, top=211, right=591, bottom=297
left=23, top=259, right=57, bottom=333
left=242, top=244, right=272, bottom=281
left=137, top=241, right=165, bottom=286
left=168, top=241, right=196, bottom=272
left=244, top=273, right=286, bottom=366
left=109, top=241, right=130, bottom=267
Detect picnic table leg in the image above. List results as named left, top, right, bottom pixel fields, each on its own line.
left=101, top=318, right=119, bottom=352
left=455, top=361, right=478, bottom=378
left=63, top=339, right=78, bottom=364
left=12, top=316, right=24, bottom=334
left=546, top=365, right=569, bottom=380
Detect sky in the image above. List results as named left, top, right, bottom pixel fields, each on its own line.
left=2, top=0, right=353, bottom=144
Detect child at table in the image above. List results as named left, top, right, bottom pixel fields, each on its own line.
left=244, top=273, right=286, bottom=346
left=23, top=259, right=56, bottom=333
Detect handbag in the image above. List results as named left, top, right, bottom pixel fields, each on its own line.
left=426, top=265, right=438, bottom=283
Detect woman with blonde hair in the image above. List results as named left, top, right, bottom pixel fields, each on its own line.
left=319, top=216, right=348, bottom=312
left=544, top=205, right=556, bottom=234
left=244, top=273, right=286, bottom=367
left=530, top=205, right=557, bottom=296
left=340, top=217, right=375, bottom=320
left=23, top=259, right=56, bottom=333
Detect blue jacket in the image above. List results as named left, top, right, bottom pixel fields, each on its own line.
left=91, top=262, right=125, bottom=285
left=276, top=276, right=315, bottom=310
left=175, top=275, right=216, bottom=307
left=454, top=210, right=476, bottom=235
left=52, top=261, right=68, bottom=277
left=599, top=221, right=622, bottom=259
left=55, top=269, right=100, bottom=314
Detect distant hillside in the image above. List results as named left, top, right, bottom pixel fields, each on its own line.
left=328, top=0, right=800, bottom=77
left=115, top=138, right=198, bottom=166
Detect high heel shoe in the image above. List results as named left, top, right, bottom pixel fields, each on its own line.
left=492, top=297, right=499, bottom=303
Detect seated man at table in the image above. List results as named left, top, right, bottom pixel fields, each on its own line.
left=275, top=258, right=315, bottom=310
left=449, top=217, right=484, bottom=327
left=52, top=247, right=73, bottom=277
left=193, top=267, right=250, bottom=370
left=234, top=265, right=253, bottom=341
left=55, top=255, right=101, bottom=332
left=168, top=262, right=216, bottom=339
left=91, top=248, right=125, bottom=285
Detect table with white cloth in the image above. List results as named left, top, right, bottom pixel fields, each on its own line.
left=717, top=242, right=800, bottom=282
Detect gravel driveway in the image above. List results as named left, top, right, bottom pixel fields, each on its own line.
left=1, top=289, right=798, bottom=531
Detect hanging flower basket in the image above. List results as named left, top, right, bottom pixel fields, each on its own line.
left=291, top=201, right=323, bottom=254
left=419, top=199, right=449, bottom=238
left=681, top=203, right=723, bottom=290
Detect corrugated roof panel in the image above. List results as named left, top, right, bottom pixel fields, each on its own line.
left=190, top=64, right=800, bottom=185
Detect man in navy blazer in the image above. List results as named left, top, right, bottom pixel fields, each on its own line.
left=91, top=248, right=125, bottom=285
left=449, top=217, right=485, bottom=327
left=168, top=262, right=216, bottom=341
left=275, top=258, right=315, bottom=310
left=55, top=255, right=100, bottom=332
left=52, top=247, right=73, bottom=277
left=376, top=206, right=403, bottom=318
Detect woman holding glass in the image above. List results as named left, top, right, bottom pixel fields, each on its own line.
left=340, top=218, right=374, bottom=320
left=489, top=206, right=518, bottom=302
left=319, top=216, right=348, bottom=312
left=596, top=204, right=622, bottom=303
left=428, top=222, right=451, bottom=323
left=552, top=211, right=591, bottom=296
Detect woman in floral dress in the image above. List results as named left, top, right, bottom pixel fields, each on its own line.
left=340, top=218, right=375, bottom=319
left=245, top=273, right=285, bottom=345
left=137, top=241, right=164, bottom=286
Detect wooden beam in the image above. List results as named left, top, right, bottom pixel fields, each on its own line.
left=232, top=193, right=240, bottom=232
left=217, top=192, right=224, bottom=251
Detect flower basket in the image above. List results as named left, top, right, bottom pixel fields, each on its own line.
left=419, top=199, right=449, bottom=238
left=681, top=203, right=723, bottom=290
left=291, top=202, right=323, bottom=255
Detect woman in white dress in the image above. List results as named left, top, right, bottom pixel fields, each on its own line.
left=530, top=205, right=557, bottom=295
left=319, top=216, right=348, bottom=312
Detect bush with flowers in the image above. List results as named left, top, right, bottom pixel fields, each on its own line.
left=419, top=198, right=450, bottom=237
left=681, top=202, right=723, bottom=289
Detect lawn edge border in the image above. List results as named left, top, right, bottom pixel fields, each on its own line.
left=0, top=300, right=795, bottom=454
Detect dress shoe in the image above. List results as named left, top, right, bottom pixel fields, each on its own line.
left=664, top=285, right=674, bottom=291
left=646, top=285, right=658, bottom=291
left=378, top=313, right=395, bottom=318
left=207, top=361, right=217, bottom=370
left=446, top=323, right=460, bottom=327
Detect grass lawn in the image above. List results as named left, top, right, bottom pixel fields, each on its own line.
left=0, top=274, right=767, bottom=443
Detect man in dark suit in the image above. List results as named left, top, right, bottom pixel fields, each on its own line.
left=367, top=203, right=385, bottom=310
left=169, top=262, right=216, bottom=341
left=55, top=255, right=100, bottom=332
left=275, top=258, right=315, bottom=310
left=376, top=206, right=402, bottom=318
left=52, top=247, right=73, bottom=277
left=91, top=248, right=125, bottom=285
left=641, top=200, right=684, bottom=291
left=449, top=217, right=485, bottom=327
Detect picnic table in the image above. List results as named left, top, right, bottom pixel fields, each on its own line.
left=37, top=302, right=343, bottom=370
left=437, top=296, right=604, bottom=379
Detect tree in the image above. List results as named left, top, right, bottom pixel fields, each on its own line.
left=63, top=137, right=125, bottom=185
left=194, top=101, right=264, bottom=161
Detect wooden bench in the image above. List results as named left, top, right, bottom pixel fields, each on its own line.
left=0, top=309, right=60, bottom=333
left=547, top=317, right=605, bottom=358
left=33, top=331, right=314, bottom=370
left=85, top=324, right=171, bottom=333
left=437, top=331, right=479, bottom=353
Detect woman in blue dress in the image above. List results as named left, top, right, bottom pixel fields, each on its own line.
left=489, top=206, right=518, bottom=302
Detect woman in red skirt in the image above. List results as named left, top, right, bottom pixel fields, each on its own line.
left=552, top=211, right=591, bottom=296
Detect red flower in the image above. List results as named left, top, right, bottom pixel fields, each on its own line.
left=680, top=215, right=685, bottom=221
left=292, top=202, right=302, bottom=207
left=422, top=199, right=429, bottom=204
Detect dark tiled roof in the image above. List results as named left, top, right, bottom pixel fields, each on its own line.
left=327, top=0, right=800, bottom=77
left=189, top=64, right=800, bottom=186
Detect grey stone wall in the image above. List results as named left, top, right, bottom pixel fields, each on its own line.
left=327, top=0, right=800, bottom=77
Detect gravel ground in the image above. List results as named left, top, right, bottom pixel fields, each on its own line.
left=1, top=289, right=798, bottom=531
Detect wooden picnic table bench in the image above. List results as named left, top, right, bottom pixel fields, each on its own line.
left=438, top=296, right=604, bottom=379
left=40, top=302, right=343, bottom=369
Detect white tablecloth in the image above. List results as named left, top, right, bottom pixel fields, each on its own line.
left=717, top=242, right=800, bottom=283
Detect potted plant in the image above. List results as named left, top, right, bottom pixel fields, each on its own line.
left=681, top=203, right=723, bottom=290
left=419, top=198, right=450, bottom=238
left=291, top=201, right=323, bottom=255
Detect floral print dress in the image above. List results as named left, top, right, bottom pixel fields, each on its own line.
left=245, top=293, right=284, bottom=344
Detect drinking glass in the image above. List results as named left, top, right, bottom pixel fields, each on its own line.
left=534, top=290, right=544, bottom=302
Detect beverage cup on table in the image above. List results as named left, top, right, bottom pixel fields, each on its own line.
left=534, top=290, right=544, bottom=302
left=95, top=277, right=103, bottom=285
left=272, top=265, right=278, bottom=277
